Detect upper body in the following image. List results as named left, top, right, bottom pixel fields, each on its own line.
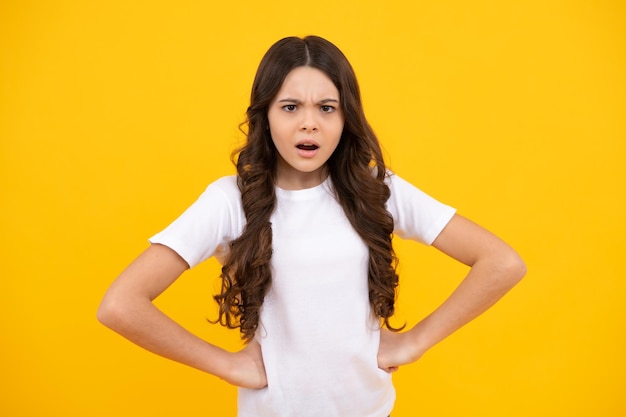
left=148, top=172, right=455, bottom=416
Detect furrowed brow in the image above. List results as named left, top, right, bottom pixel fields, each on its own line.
left=277, top=98, right=303, bottom=104
left=277, top=98, right=339, bottom=104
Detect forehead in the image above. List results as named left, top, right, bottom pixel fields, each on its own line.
left=275, top=66, right=339, bottom=98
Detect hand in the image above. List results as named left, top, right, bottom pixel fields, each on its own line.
left=377, top=328, right=424, bottom=373
left=224, top=341, right=268, bottom=389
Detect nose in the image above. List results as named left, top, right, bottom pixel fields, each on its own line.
left=300, top=109, right=318, bottom=132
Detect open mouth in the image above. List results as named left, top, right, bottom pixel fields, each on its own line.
left=296, top=144, right=319, bottom=151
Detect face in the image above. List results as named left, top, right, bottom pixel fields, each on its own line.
left=268, top=66, right=344, bottom=190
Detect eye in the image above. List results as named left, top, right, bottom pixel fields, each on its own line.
left=282, top=104, right=297, bottom=112
left=320, top=105, right=335, bottom=113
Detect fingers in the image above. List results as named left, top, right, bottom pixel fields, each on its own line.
left=380, top=365, right=399, bottom=374
left=377, top=329, right=410, bottom=373
left=225, top=343, right=268, bottom=389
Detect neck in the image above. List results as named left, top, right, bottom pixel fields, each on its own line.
left=275, top=160, right=328, bottom=190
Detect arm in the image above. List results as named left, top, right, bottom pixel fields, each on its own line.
left=97, top=243, right=267, bottom=388
left=378, top=214, right=526, bottom=372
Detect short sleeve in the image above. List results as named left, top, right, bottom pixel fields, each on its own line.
left=386, top=172, right=456, bottom=245
left=149, top=176, right=244, bottom=268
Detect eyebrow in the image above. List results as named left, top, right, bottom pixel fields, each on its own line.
left=277, top=98, right=340, bottom=104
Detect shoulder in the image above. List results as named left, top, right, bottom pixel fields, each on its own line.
left=383, top=170, right=413, bottom=191
left=198, top=175, right=241, bottom=205
left=172, top=175, right=243, bottom=225
left=207, top=175, right=240, bottom=195
left=149, top=175, right=244, bottom=267
left=384, top=170, right=443, bottom=207
left=384, top=170, right=456, bottom=244
left=384, top=170, right=439, bottom=199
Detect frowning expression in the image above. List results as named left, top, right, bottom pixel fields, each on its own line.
left=268, top=66, right=344, bottom=190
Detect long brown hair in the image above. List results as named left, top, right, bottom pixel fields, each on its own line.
left=213, top=36, right=401, bottom=342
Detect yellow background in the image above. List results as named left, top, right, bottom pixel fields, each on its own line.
left=1, top=1, right=624, bottom=416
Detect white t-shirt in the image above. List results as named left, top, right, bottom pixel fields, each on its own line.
left=150, top=172, right=456, bottom=417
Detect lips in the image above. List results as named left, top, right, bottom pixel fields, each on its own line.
left=295, top=140, right=320, bottom=158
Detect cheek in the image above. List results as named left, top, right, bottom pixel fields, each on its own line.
left=269, top=125, right=285, bottom=144
left=268, top=114, right=291, bottom=138
left=334, top=113, right=345, bottom=133
left=333, top=120, right=345, bottom=141
left=267, top=124, right=280, bottom=144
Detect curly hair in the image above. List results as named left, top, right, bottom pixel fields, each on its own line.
left=213, top=36, right=402, bottom=342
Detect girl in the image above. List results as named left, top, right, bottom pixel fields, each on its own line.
left=98, top=36, right=526, bottom=417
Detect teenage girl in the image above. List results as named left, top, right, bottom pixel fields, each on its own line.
left=98, top=36, right=526, bottom=417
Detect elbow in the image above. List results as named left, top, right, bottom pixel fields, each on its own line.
left=96, top=296, right=116, bottom=328
left=500, top=251, right=527, bottom=285
left=97, top=294, right=128, bottom=331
